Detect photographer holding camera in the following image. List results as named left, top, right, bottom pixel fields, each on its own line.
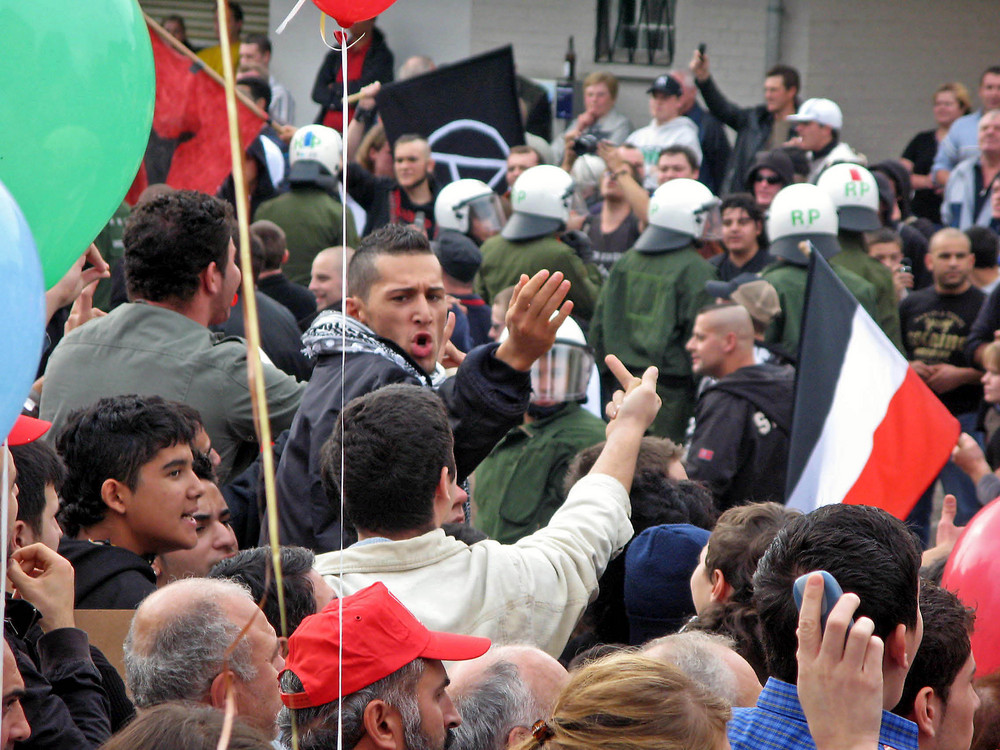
left=556, top=72, right=633, bottom=166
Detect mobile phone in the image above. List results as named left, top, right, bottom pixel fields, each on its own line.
left=698, top=43, right=707, bottom=57
left=899, top=257, right=913, bottom=275
left=793, top=570, right=853, bottom=633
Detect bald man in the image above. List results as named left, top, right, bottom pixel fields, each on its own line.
left=643, top=631, right=762, bottom=708
left=448, top=645, right=569, bottom=750
left=684, top=303, right=794, bottom=509
left=309, top=245, right=355, bottom=312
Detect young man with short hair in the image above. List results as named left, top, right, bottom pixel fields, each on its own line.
left=691, top=49, right=800, bottom=194
left=657, top=145, right=700, bottom=183
left=348, top=134, right=440, bottom=236
left=313, top=353, right=661, bottom=658
left=41, top=190, right=304, bottom=482
left=710, top=194, right=771, bottom=280
left=729, top=503, right=923, bottom=750
left=10, top=439, right=65, bottom=552
left=892, top=582, right=978, bottom=750
left=56, top=395, right=203, bottom=609
left=273, top=224, right=569, bottom=552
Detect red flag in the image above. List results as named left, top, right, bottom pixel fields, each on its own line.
left=144, top=25, right=265, bottom=194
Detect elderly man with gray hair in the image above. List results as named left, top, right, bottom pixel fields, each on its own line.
left=448, top=645, right=569, bottom=750
left=643, top=631, right=762, bottom=707
left=124, top=578, right=285, bottom=737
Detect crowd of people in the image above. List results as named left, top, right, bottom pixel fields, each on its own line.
left=6, top=4, right=1000, bottom=749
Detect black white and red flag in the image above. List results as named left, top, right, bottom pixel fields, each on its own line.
left=785, top=246, right=959, bottom=518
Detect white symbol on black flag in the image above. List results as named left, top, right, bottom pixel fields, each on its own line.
left=376, top=46, right=526, bottom=193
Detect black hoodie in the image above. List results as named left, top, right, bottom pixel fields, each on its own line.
left=58, top=539, right=156, bottom=610
left=685, top=363, right=795, bottom=510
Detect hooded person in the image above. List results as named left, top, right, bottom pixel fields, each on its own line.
left=217, top=135, right=278, bottom=217
left=744, top=149, right=795, bottom=209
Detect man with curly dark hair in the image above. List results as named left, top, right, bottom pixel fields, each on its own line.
left=40, top=190, right=304, bottom=482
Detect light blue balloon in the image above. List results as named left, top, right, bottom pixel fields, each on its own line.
left=0, top=179, right=46, bottom=442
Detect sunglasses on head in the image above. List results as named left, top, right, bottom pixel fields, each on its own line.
left=754, top=174, right=783, bottom=185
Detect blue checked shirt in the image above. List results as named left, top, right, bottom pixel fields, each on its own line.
left=728, top=678, right=919, bottom=750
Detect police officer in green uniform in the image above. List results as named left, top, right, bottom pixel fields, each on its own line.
left=817, top=163, right=903, bottom=351
left=473, top=316, right=606, bottom=544
left=762, top=183, right=879, bottom=357
left=475, top=164, right=602, bottom=320
left=589, top=178, right=719, bottom=441
left=254, top=125, right=359, bottom=285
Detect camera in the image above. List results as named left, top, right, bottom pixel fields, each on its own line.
left=572, top=133, right=600, bottom=156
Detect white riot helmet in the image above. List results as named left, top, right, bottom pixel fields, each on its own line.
left=766, top=183, right=841, bottom=265
left=289, top=125, right=343, bottom=177
left=816, top=163, right=880, bottom=232
left=635, top=178, right=721, bottom=252
left=503, top=165, right=576, bottom=241
left=434, top=179, right=505, bottom=243
left=501, top=316, right=594, bottom=406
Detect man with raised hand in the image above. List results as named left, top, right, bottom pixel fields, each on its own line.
left=314, top=356, right=661, bottom=657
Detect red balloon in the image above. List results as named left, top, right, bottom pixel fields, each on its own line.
left=941, top=496, right=1000, bottom=677
left=312, top=0, right=396, bottom=28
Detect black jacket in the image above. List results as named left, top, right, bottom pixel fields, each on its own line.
left=685, top=363, right=794, bottom=510
left=258, top=273, right=317, bottom=322
left=5, top=598, right=114, bottom=750
left=268, top=312, right=530, bottom=552
left=696, top=76, right=780, bottom=196
left=215, top=291, right=312, bottom=381
left=58, top=539, right=156, bottom=610
left=311, top=26, right=394, bottom=122
left=346, top=163, right=438, bottom=237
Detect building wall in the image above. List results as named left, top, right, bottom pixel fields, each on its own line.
left=269, top=0, right=1000, bottom=172
left=789, top=0, right=1000, bottom=163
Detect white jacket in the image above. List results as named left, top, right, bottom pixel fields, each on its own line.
left=315, top=474, right=632, bottom=657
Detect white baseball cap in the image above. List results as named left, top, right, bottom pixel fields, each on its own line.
left=787, top=98, right=843, bottom=130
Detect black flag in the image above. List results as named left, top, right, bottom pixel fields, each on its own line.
left=376, top=46, right=525, bottom=191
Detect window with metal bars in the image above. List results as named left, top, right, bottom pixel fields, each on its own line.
left=595, top=0, right=676, bottom=66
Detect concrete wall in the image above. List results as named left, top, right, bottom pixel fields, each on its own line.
left=789, top=0, right=1000, bottom=163
left=269, top=0, right=1000, bottom=169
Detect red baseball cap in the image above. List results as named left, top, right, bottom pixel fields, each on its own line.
left=7, top=416, right=51, bottom=446
left=280, top=581, right=490, bottom=709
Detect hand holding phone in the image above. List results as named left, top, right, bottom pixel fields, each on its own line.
left=793, top=570, right=853, bottom=633
left=795, top=571, right=882, bottom=750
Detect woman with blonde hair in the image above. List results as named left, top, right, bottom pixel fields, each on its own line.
left=514, top=652, right=731, bottom=750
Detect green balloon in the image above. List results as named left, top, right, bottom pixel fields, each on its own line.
left=0, top=0, right=154, bottom=289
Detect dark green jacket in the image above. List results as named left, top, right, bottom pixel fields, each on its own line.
left=475, top=235, right=602, bottom=321
left=831, top=233, right=903, bottom=351
left=762, top=260, right=879, bottom=357
left=589, top=242, right=715, bottom=440
left=254, top=187, right=359, bottom=285
left=473, top=403, right=607, bottom=544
